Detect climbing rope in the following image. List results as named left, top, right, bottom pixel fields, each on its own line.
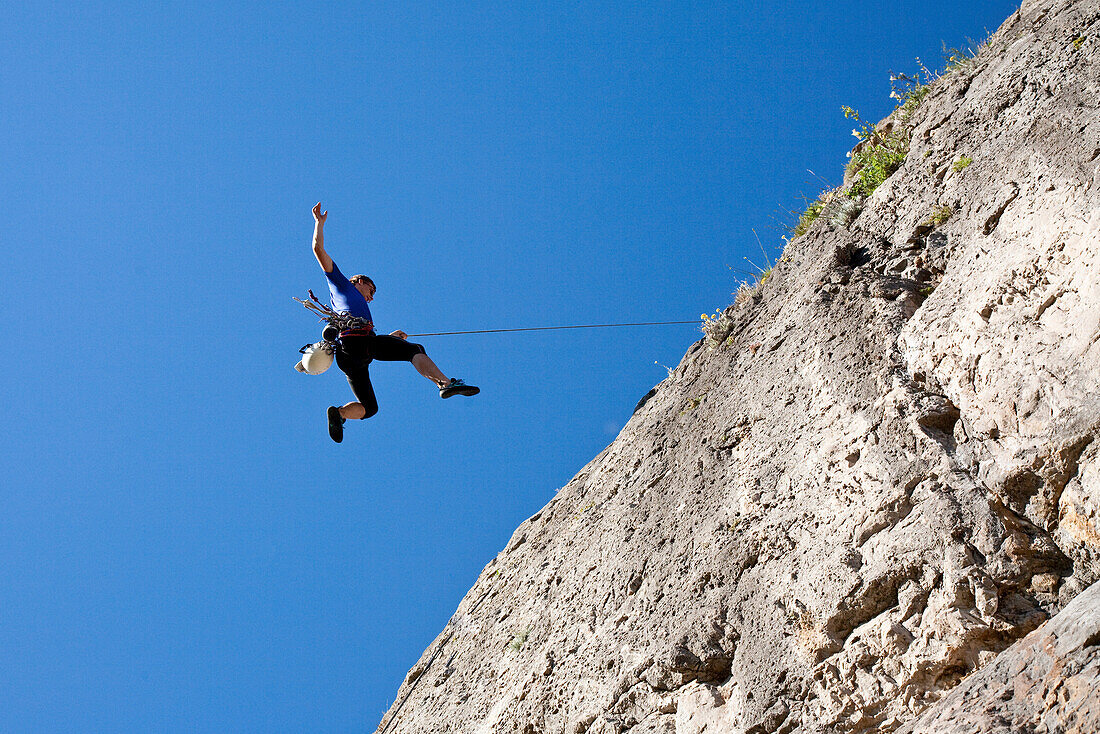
left=295, top=295, right=697, bottom=337
left=405, top=320, right=698, bottom=336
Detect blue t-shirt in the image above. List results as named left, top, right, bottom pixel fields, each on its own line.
left=325, top=261, right=374, bottom=324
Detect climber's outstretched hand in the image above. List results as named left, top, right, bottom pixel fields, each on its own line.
left=311, top=202, right=333, bottom=272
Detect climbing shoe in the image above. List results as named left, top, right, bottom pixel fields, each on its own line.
left=327, top=406, right=345, bottom=443
left=440, top=378, right=480, bottom=399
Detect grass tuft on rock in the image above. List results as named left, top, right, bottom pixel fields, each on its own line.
left=792, top=199, right=826, bottom=238
left=921, top=204, right=954, bottom=228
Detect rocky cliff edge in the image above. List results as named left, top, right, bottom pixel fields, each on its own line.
left=378, top=0, right=1100, bottom=731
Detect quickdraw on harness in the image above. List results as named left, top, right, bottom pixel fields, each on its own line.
left=293, top=289, right=375, bottom=338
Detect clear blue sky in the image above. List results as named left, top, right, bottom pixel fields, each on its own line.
left=2, top=1, right=1017, bottom=731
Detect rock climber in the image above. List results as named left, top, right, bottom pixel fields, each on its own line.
left=311, top=202, right=479, bottom=443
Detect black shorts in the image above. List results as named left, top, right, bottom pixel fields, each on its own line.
left=333, top=333, right=426, bottom=419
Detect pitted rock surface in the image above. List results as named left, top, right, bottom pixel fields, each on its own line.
left=894, top=580, right=1100, bottom=734
left=378, top=0, right=1100, bottom=731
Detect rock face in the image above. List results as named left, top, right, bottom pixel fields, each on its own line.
left=894, top=580, right=1100, bottom=734
left=377, top=0, right=1100, bottom=732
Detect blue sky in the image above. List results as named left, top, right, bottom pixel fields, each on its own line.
left=2, top=1, right=1018, bottom=731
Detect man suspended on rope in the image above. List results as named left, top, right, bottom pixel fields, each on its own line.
left=311, top=202, right=479, bottom=443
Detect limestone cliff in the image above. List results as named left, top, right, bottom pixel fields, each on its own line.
left=377, top=0, right=1100, bottom=731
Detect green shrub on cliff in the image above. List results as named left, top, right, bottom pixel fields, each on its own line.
left=843, top=106, right=911, bottom=199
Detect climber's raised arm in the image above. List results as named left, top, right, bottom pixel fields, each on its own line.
left=312, top=202, right=334, bottom=273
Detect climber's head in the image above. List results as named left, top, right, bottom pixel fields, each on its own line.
left=351, top=275, right=375, bottom=302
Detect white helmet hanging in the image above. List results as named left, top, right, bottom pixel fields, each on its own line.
left=295, top=341, right=335, bottom=375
